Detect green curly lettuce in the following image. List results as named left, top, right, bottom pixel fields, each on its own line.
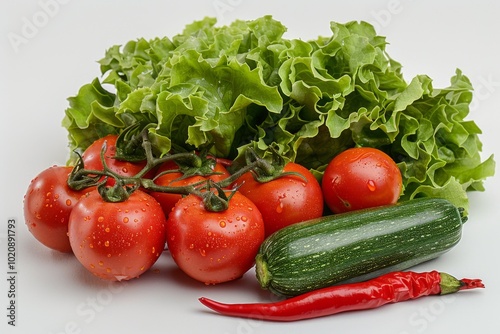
left=62, top=16, right=495, bottom=213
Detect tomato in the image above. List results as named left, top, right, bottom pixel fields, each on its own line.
left=166, top=191, right=265, bottom=284
left=68, top=189, right=167, bottom=281
left=321, top=147, right=402, bottom=213
left=23, top=165, right=91, bottom=253
left=81, top=134, right=148, bottom=185
left=235, top=162, right=324, bottom=236
left=152, top=171, right=205, bottom=218
left=151, top=160, right=231, bottom=217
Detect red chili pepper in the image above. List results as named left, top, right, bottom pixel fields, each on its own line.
left=199, top=271, right=484, bottom=322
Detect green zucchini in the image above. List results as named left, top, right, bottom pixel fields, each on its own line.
left=255, top=198, right=465, bottom=297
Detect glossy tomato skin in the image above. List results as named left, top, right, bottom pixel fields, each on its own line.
left=151, top=160, right=230, bottom=217
left=24, top=165, right=91, bottom=253
left=82, top=135, right=148, bottom=185
left=321, top=147, right=403, bottom=213
left=166, top=191, right=265, bottom=284
left=236, top=163, right=324, bottom=237
left=68, top=189, right=167, bottom=281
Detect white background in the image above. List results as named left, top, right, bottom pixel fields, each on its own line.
left=1, top=1, right=499, bottom=333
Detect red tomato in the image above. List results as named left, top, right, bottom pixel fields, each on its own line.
left=81, top=135, right=148, bottom=185
left=321, top=147, right=402, bottom=213
left=152, top=173, right=205, bottom=217
left=23, top=165, right=91, bottom=253
left=151, top=160, right=231, bottom=217
left=166, top=191, right=265, bottom=284
left=236, top=163, right=324, bottom=237
left=68, top=189, right=167, bottom=281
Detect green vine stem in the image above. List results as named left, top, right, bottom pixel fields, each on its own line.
left=67, top=129, right=307, bottom=212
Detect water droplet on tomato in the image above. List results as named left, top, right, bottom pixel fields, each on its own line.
left=105, top=227, right=110, bottom=233
left=123, top=217, right=129, bottom=224
left=367, top=180, right=376, bottom=192
left=98, top=261, right=104, bottom=266
left=65, top=199, right=72, bottom=206
left=104, top=241, right=110, bottom=247
left=276, top=201, right=284, bottom=213
left=199, top=249, right=206, bottom=257
left=241, top=216, right=248, bottom=222
left=219, top=221, right=226, bottom=228
left=98, top=216, right=104, bottom=223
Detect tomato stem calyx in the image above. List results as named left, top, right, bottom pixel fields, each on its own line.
left=199, top=181, right=235, bottom=212
left=243, top=147, right=307, bottom=184
left=67, top=152, right=104, bottom=191
left=98, top=180, right=139, bottom=203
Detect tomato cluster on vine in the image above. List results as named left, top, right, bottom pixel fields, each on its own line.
left=23, top=133, right=402, bottom=285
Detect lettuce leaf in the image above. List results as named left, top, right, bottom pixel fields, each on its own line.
left=62, top=16, right=495, bottom=213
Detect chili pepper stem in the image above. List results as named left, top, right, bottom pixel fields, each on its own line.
left=439, top=272, right=485, bottom=295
